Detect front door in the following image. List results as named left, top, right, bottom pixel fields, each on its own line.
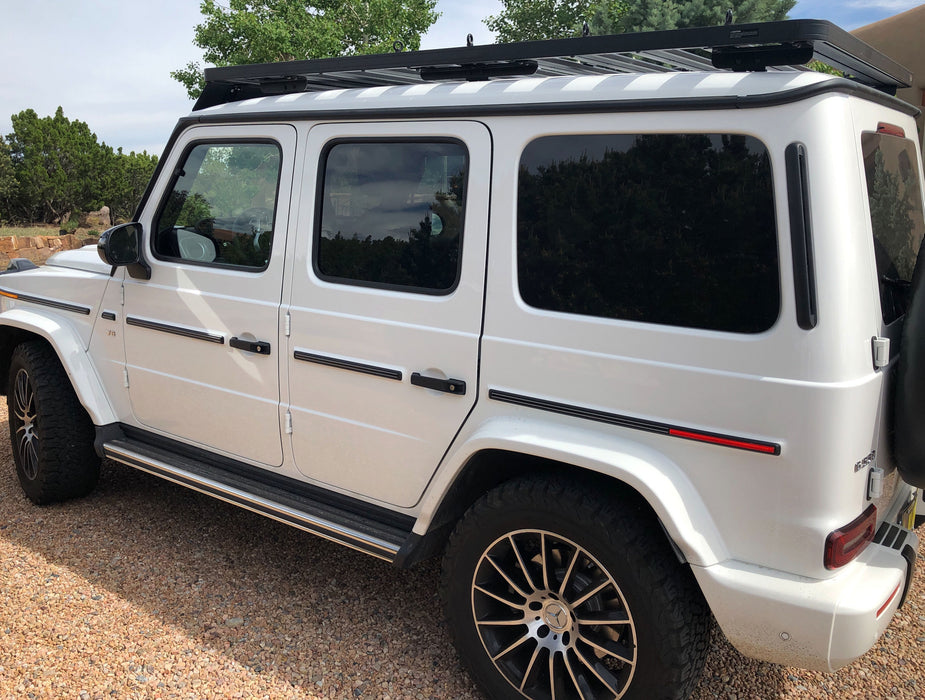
left=285, top=121, right=490, bottom=507
left=122, top=124, right=296, bottom=466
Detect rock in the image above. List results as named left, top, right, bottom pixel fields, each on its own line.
left=86, top=206, right=111, bottom=228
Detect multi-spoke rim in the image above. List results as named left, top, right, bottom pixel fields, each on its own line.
left=472, top=529, right=636, bottom=700
left=12, top=368, right=39, bottom=480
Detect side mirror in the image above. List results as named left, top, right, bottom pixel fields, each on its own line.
left=98, top=223, right=151, bottom=280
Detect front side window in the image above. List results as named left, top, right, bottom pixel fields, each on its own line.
left=517, top=133, right=779, bottom=333
left=315, top=141, right=468, bottom=293
left=154, top=142, right=281, bottom=270
left=862, top=131, right=925, bottom=324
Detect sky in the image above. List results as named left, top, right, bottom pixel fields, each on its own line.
left=0, top=0, right=922, bottom=156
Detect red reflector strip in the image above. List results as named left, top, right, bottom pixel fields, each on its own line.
left=877, top=122, right=905, bottom=137
left=877, top=583, right=901, bottom=618
left=668, top=428, right=779, bottom=454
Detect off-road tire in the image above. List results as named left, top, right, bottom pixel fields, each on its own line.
left=7, top=341, right=100, bottom=504
left=441, top=476, right=710, bottom=700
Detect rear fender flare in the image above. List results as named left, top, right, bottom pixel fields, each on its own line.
left=418, top=416, right=728, bottom=568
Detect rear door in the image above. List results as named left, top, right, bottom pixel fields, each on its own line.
left=285, top=121, right=490, bottom=507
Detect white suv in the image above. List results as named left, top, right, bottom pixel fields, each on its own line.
left=1, top=19, right=922, bottom=700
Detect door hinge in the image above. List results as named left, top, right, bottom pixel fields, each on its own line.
left=122, top=367, right=130, bottom=388
left=120, top=284, right=125, bottom=306
left=285, top=410, right=293, bottom=434
left=872, top=336, right=890, bottom=369
left=284, top=311, right=291, bottom=337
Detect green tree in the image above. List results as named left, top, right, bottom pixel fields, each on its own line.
left=5, top=107, right=112, bottom=223
left=484, top=0, right=794, bottom=41
left=173, top=0, right=440, bottom=99
left=0, top=137, right=16, bottom=222
left=107, top=148, right=159, bottom=223
left=485, top=0, right=619, bottom=42
left=594, top=0, right=795, bottom=34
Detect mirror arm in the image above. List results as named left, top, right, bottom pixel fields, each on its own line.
left=127, top=260, right=151, bottom=280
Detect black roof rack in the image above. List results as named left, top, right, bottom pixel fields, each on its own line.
left=195, top=19, right=912, bottom=111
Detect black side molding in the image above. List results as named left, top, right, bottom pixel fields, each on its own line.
left=293, top=350, right=402, bottom=381
left=490, top=389, right=781, bottom=455
left=126, top=316, right=225, bottom=344
left=786, top=142, right=818, bottom=330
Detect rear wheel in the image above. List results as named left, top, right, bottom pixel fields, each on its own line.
left=7, top=341, right=100, bottom=504
left=442, top=477, right=710, bottom=700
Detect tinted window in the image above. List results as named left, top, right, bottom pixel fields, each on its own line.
left=154, top=142, right=281, bottom=270
left=862, top=132, right=925, bottom=324
left=517, top=134, right=779, bottom=333
left=316, top=141, right=467, bottom=293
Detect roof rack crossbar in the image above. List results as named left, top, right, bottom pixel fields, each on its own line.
left=195, top=19, right=912, bottom=110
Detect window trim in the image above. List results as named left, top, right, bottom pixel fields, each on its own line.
left=150, top=138, right=284, bottom=273
left=312, top=137, right=470, bottom=296
left=515, top=131, right=782, bottom=334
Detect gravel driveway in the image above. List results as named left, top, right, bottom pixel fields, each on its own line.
left=0, top=403, right=923, bottom=699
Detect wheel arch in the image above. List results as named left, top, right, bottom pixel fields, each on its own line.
left=0, top=311, right=116, bottom=426
left=398, top=417, right=728, bottom=569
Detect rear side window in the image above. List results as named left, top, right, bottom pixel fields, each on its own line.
left=517, top=133, right=779, bottom=333
left=862, top=132, right=925, bottom=324
left=315, top=140, right=468, bottom=294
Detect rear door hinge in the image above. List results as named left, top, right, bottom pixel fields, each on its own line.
left=122, top=367, right=130, bottom=388
left=872, top=336, right=890, bottom=370
left=284, top=311, right=291, bottom=337
left=285, top=410, right=293, bottom=434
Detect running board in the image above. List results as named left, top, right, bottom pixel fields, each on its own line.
left=103, top=438, right=409, bottom=562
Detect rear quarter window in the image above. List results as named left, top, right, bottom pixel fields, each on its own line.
left=861, top=131, right=925, bottom=324
left=516, top=133, right=780, bottom=334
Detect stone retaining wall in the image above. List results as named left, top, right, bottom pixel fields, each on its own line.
left=0, top=234, right=97, bottom=268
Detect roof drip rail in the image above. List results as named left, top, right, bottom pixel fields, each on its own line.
left=194, top=19, right=913, bottom=111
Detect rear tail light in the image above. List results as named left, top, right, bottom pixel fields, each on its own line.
left=824, top=505, right=877, bottom=569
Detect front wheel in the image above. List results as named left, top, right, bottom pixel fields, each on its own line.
left=441, top=477, right=710, bottom=700
left=7, top=341, right=100, bottom=504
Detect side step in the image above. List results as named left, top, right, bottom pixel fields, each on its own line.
left=103, top=438, right=411, bottom=562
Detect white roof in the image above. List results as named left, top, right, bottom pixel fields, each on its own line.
left=194, top=70, right=834, bottom=119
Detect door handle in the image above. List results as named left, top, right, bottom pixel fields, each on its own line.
left=410, top=372, right=466, bottom=395
left=230, top=336, right=272, bottom=355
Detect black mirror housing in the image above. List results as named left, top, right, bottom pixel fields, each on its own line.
left=98, top=223, right=151, bottom=279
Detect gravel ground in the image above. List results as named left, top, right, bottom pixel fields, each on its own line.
left=0, top=405, right=923, bottom=699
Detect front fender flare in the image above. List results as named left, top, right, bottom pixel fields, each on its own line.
left=417, top=416, right=728, bottom=568
left=0, top=308, right=116, bottom=426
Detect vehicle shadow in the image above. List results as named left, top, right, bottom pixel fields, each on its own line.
left=0, top=418, right=917, bottom=698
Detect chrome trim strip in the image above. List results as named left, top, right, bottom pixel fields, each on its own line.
left=126, top=316, right=225, bottom=344
left=293, top=349, right=403, bottom=381
left=104, top=443, right=399, bottom=561
left=0, top=287, right=92, bottom=315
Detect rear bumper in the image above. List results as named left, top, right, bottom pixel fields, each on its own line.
left=693, top=527, right=918, bottom=672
